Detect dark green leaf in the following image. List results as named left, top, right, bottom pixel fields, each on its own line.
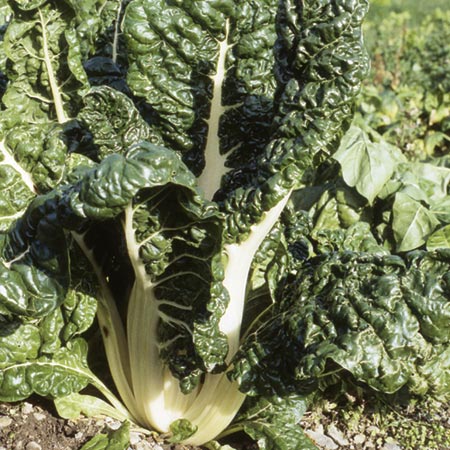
left=78, top=86, right=164, bottom=159
left=234, top=395, right=316, bottom=450
left=0, top=338, right=92, bottom=401
left=232, top=251, right=450, bottom=399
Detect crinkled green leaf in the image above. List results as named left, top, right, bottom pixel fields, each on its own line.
left=233, top=395, right=316, bottom=450
left=0, top=122, right=72, bottom=230
left=0, top=0, right=123, bottom=229
left=78, top=86, right=164, bottom=159
left=289, top=180, right=380, bottom=255
left=0, top=322, right=41, bottom=369
left=243, top=224, right=286, bottom=328
left=333, top=126, right=405, bottom=204
left=393, top=192, right=439, bottom=252
left=76, top=146, right=227, bottom=388
left=124, top=0, right=369, bottom=239
left=60, top=291, right=97, bottom=343
left=232, top=251, right=450, bottom=399
left=0, top=144, right=36, bottom=231
left=4, top=3, right=80, bottom=123
left=0, top=1, right=11, bottom=80
left=4, top=0, right=121, bottom=122
left=0, top=193, right=69, bottom=317
left=0, top=338, right=92, bottom=401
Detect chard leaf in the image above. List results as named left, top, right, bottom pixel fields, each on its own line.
left=4, top=2, right=81, bottom=123
left=393, top=192, right=439, bottom=252
left=0, top=327, right=129, bottom=420
left=4, top=0, right=122, bottom=123
left=55, top=392, right=130, bottom=422
left=244, top=224, right=286, bottom=317
left=0, top=338, right=92, bottom=401
left=333, top=126, right=405, bottom=204
left=0, top=122, right=71, bottom=230
left=0, top=193, right=69, bottom=317
left=0, top=323, right=41, bottom=369
left=124, top=0, right=370, bottom=234
left=0, top=1, right=11, bottom=80
left=0, top=0, right=122, bottom=228
left=232, top=251, right=450, bottom=399
left=233, top=395, right=316, bottom=450
left=24, top=144, right=227, bottom=394
left=0, top=138, right=36, bottom=231
left=78, top=86, right=164, bottom=159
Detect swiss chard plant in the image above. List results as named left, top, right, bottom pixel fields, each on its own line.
left=1, top=0, right=449, bottom=449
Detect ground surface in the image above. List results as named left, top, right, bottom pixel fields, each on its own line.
left=0, top=397, right=200, bottom=450
left=1, top=394, right=449, bottom=450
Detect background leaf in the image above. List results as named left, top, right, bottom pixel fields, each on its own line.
left=427, top=225, right=450, bottom=250
left=392, top=192, right=439, bottom=252
left=333, top=126, right=405, bottom=204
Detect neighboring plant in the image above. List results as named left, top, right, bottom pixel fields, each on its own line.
left=359, top=9, right=450, bottom=159
left=1, top=1, right=449, bottom=449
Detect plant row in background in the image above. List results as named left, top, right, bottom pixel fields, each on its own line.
left=360, top=7, right=450, bottom=159
left=0, top=1, right=449, bottom=449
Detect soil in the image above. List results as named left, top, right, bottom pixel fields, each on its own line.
left=0, top=397, right=201, bottom=450
left=1, top=394, right=449, bottom=450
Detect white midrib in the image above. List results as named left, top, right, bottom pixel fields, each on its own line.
left=38, top=9, right=68, bottom=124
left=0, top=141, right=36, bottom=194
left=219, top=192, right=292, bottom=361
left=0, top=11, right=67, bottom=215
left=123, top=205, right=196, bottom=431
left=180, top=193, right=292, bottom=445
left=197, top=20, right=231, bottom=201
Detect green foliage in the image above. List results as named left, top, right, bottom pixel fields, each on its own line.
left=359, top=9, right=450, bottom=159
left=1, top=1, right=449, bottom=449
left=79, top=421, right=131, bottom=450
left=232, top=395, right=317, bottom=450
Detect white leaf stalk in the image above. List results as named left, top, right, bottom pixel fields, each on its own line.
left=73, top=18, right=292, bottom=446
left=83, top=193, right=290, bottom=445
left=38, top=9, right=68, bottom=124
left=197, top=20, right=231, bottom=200
left=0, top=141, right=37, bottom=194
